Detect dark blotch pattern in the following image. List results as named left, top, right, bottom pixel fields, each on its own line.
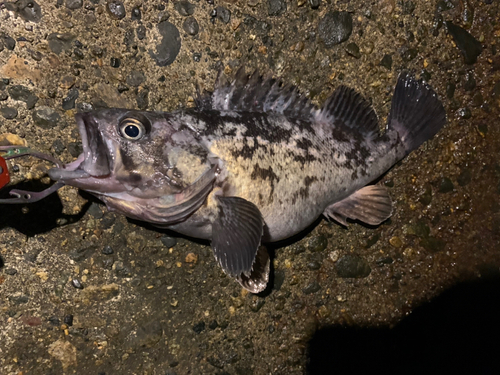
left=251, top=164, right=279, bottom=202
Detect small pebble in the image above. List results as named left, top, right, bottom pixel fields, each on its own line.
left=401, top=47, right=418, bottom=62
left=65, top=0, right=83, bottom=10
left=345, top=42, right=361, bottom=58
left=47, top=33, right=75, bottom=55
left=32, top=106, right=61, bottom=129
left=182, top=17, right=199, bottom=36
left=88, top=202, right=104, bottom=218
left=8, top=85, right=38, bottom=109
left=308, top=235, right=328, bottom=252
left=438, top=177, right=454, bottom=193
left=306, top=260, right=321, bottom=270
left=10, top=0, right=42, bottom=22
left=102, top=245, right=114, bottom=255
left=336, top=254, right=371, bottom=278
left=418, top=184, right=433, bottom=206
left=71, top=279, right=84, bottom=289
left=64, top=314, right=74, bottom=326
left=185, top=253, right=198, bottom=264
left=318, top=11, right=352, bottom=47
left=389, top=236, right=403, bottom=248
left=192, top=321, right=205, bottom=333
left=216, top=6, right=231, bottom=23
left=4, top=268, right=17, bottom=275
left=1, top=35, right=16, bottom=50
left=174, top=1, right=195, bottom=16
left=106, top=57, right=120, bottom=69
left=62, top=87, right=79, bottom=110
left=106, top=0, right=126, bottom=20
left=131, top=6, right=141, bottom=21
left=0, top=107, right=18, bottom=119
left=126, top=71, right=145, bottom=87
left=161, top=236, right=177, bottom=248
left=302, top=281, right=321, bottom=294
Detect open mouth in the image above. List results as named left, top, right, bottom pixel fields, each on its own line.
left=48, top=112, right=112, bottom=182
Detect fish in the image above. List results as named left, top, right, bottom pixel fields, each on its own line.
left=42, top=69, right=445, bottom=292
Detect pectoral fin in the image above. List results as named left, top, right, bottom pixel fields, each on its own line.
left=324, top=185, right=392, bottom=226
left=235, top=245, right=270, bottom=293
left=212, top=196, right=264, bottom=278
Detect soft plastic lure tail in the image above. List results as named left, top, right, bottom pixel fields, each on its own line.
left=0, top=145, right=65, bottom=204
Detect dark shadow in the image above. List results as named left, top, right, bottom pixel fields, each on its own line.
left=307, top=274, right=500, bottom=375
left=0, top=181, right=90, bottom=236
left=127, top=216, right=327, bottom=295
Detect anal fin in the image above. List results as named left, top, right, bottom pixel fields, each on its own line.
left=324, top=185, right=393, bottom=226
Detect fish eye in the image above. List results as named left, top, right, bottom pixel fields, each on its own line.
left=118, top=115, right=150, bottom=141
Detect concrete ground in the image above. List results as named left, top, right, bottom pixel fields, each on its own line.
left=0, top=0, right=499, bottom=374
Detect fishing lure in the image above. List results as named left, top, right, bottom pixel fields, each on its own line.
left=0, top=145, right=64, bottom=203
left=0, top=154, right=9, bottom=190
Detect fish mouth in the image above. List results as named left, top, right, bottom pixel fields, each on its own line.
left=48, top=112, right=113, bottom=183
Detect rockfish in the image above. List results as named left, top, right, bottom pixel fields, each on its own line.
left=31, top=69, right=447, bottom=292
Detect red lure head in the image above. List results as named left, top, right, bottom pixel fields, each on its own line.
left=0, top=155, right=10, bottom=189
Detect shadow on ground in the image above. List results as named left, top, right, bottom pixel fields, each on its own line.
left=307, top=273, right=500, bottom=375
left=0, top=181, right=88, bottom=236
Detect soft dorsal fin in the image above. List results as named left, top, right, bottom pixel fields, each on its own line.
left=196, top=67, right=317, bottom=119
left=314, top=85, right=380, bottom=140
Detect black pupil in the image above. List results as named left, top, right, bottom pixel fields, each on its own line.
left=124, top=124, right=140, bottom=138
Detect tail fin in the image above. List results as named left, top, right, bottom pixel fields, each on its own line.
left=388, top=72, right=446, bottom=155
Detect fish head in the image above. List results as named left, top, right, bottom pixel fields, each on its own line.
left=48, top=109, right=215, bottom=224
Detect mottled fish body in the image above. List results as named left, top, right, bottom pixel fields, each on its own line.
left=46, top=69, right=446, bottom=292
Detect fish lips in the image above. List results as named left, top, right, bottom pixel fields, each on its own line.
left=49, top=112, right=113, bottom=181
left=77, top=112, right=112, bottom=177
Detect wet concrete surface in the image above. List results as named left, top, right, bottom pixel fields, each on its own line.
left=1, top=0, right=499, bottom=374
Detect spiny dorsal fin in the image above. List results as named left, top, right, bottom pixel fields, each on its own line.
left=315, top=85, right=380, bottom=141
left=196, top=67, right=317, bottom=119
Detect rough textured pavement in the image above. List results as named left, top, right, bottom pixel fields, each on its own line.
left=1, top=0, right=499, bottom=374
